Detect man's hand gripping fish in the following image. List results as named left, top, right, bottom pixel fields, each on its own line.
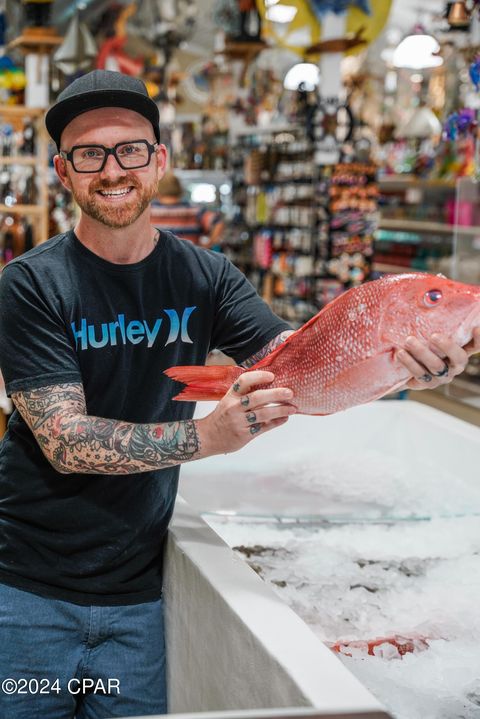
left=165, top=273, right=480, bottom=415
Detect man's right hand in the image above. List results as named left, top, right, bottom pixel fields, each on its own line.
left=195, top=370, right=297, bottom=456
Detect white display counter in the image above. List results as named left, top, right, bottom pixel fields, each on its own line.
left=171, top=401, right=480, bottom=719
left=164, top=498, right=390, bottom=717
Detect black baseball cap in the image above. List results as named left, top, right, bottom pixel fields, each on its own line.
left=45, top=69, right=160, bottom=149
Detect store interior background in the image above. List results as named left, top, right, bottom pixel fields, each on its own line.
left=2, top=6, right=480, bottom=719
left=1, top=0, right=480, bottom=426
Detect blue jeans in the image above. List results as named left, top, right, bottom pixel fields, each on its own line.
left=0, top=583, right=167, bottom=718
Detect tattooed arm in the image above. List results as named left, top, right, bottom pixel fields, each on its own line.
left=12, top=333, right=296, bottom=475
left=12, top=383, right=201, bottom=475
left=240, top=330, right=294, bottom=368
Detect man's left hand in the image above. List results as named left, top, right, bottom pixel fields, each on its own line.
left=397, top=328, right=480, bottom=391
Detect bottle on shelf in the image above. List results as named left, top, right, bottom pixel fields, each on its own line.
left=21, top=117, right=36, bottom=156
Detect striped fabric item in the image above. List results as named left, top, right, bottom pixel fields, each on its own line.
left=150, top=201, right=222, bottom=245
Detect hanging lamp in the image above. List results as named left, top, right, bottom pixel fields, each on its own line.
left=447, top=1, right=471, bottom=28
left=53, top=5, right=96, bottom=75
left=393, top=24, right=443, bottom=70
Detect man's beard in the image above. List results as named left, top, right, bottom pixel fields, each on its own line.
left=69, top=172, right=158, bottom=229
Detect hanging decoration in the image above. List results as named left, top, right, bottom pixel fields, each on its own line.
left=309, top=98, right=353, bottom=143
left=306, top=25, right=367, bottom=55
left=0, top=56, right=26, bottom=104
left=213, top=0, right=261, bottom=41
left=440, top=47, right=480, bottom=180
left=213, top=0, right=242, bottom=38
left=255, top=0, right=322, bottom=57
left=96, top=4, right=143, bottom=76
left=443, top=108, right=477, bottom=141
left=53, top=8, right=96, bottom=75
left=182, top=59, right=219, bottom=104
left=442, top=54, right=480, bottom=140
left=256, top=0, right=391, bottom=58
left=308, top=0, right=370, bottom=20
left=344, top=0, right=391, bottom=55
left=469, top=55, right=480, bottom=90
left=446, top=0, right=480, bottom=29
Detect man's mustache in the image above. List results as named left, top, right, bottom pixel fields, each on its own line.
left=90, top=176, right=141, bottom=192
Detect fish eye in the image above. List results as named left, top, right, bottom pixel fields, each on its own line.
left=423, top=289, right=443, bottom=307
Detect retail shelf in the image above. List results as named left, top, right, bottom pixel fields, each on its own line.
left=175, top=169, right=230, bottom=184
left=0, top=203, right=43, bottom=215
left=231, top=123, right=299, bottom=138
left=245, top=222, right=314, bottom=231
left=0, top=156, right=37, bottom=166
left=378, top=218, right=480, bottom=236
left=0, top=105, right=44, bottom=118
left=372, top=263, right=417, bottom=274
left=379, top=175, right=457, bottom=190
left=233, top=178, right=316, bottom=187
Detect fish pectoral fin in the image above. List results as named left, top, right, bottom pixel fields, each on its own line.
left=324, top=351, right=411, bottom=404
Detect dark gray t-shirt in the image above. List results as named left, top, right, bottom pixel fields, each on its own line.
left=0, top=230, right=290, bottom=605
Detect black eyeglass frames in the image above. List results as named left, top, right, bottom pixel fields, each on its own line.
left=60, top=139, right=158, bottom=173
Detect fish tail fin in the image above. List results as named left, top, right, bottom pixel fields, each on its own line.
left=164, top=365, right=243, bottom=401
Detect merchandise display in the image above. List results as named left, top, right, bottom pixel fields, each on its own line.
left=1, top=1, right=480, bottom=718
left=0, top=106, right=48, bottom=260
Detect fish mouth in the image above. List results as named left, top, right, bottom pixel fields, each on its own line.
left=457, top=302, right=480, bottom=345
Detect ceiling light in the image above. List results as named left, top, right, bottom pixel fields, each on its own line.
left=191, top=184, right=217, bottom=204
left=266, top=4, right=298, bottom=23
left=283, top=63, right=320, bottom=91
left=393, top=30, right=443, bottom=70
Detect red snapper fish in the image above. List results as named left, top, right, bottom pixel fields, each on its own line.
left=165, top=273, right=480, bottom=415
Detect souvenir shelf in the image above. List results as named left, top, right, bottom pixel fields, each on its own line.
left=227, top=125, right=378, bottom=326
left=0, top=105, right=49, bottom=265
left=227, top=124, right=320, bottom=326
left=373, top=175, right=462, bottom=276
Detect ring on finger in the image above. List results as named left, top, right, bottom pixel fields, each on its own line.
left=246, top=411, right=257, bottom=424
left=240, top=395, right=250, bottom=407
left=419, top=372, right=433, bottom=383
left=433, top=360, right=449, bottom=378
left=249, top=423, right=261, bottom=435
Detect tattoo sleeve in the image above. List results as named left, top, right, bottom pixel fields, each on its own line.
left=12, top=383, right=201, bottom=475
left=240, top=330, right=294, bottom=368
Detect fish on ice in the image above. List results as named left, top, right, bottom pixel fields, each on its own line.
left=165, top=273, right=480, bottom=415
left=330, top=634, right=431, bottom=658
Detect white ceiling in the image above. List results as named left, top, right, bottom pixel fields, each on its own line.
left=387, top=0, right=446, bottom=32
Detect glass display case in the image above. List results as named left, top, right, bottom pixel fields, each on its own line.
left=441, top=176, right=480, bottom=409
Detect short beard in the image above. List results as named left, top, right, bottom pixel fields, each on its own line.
left=69, top=171, right=159, bottom=229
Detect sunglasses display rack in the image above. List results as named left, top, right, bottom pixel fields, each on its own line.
left=0, top=105, right=49, bottom=265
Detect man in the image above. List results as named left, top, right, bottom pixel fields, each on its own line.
left=150, top=170, right=225, bottom=249
left=0, top=70, right=476, bottom=719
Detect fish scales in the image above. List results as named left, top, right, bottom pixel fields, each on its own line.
left=266, top=279, right=389, bottom=414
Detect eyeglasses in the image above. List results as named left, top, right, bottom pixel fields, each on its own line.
left=60, top=139, right=158, bottom=173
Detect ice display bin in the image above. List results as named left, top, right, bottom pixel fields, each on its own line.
left=163, top=498, right=391, bottom=717
left=169, top=401, right=480, bottom=716
left=179, top=400, right=480, bottom=521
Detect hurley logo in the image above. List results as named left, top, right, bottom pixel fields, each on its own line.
left=71, top=308, right=197, bottom=351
